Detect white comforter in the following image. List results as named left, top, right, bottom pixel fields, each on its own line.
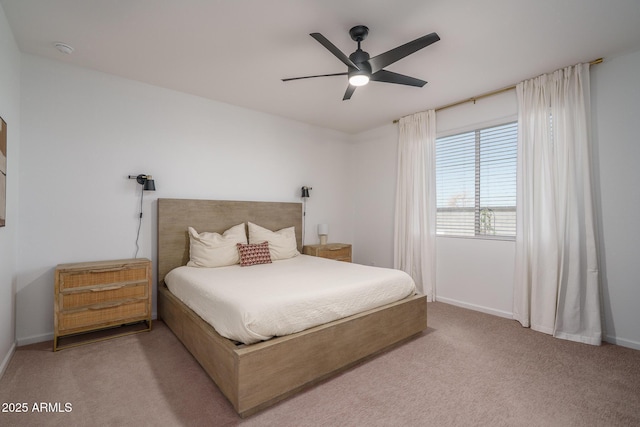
left=164, top=254, right=416, bottom=344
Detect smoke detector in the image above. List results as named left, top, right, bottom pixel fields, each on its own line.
left=54, top=42, right=74, bottom=54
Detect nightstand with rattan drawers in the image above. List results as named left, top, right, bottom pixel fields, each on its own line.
left=302, top=243, right=352, bottom=262
left=53, top=258, right=152, bottom=351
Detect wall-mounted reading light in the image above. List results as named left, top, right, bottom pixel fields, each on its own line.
left=128, top=174, right=156, bottom=191
left=301, top=186, right=312, bottom=245
left=128, top=174, right=156, bottom=258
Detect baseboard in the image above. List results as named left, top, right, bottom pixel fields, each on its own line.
left=17, top=332, right=54, bottom=347
left=434, top=296, right=514, bottom=319
left=605, top=334, right=640, bottom=351
left=0, top=342, right=16, bottom=380
left=435, top=297, right=640, bottom=351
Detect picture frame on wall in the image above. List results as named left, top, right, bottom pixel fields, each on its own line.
left=0, top=117, right=6, bottom=227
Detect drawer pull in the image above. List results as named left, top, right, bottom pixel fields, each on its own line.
left=87, top=266, right=127, bottom=273
left=327, top=245, right=346, bottom=251
left=89, top=301, right=125, bottom=310
left=90, top=285, right=125, bottom=292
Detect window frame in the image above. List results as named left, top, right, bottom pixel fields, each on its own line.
left=435, top=120, right=518, bottom=241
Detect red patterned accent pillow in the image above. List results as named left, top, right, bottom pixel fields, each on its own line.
left=237, top=242, right=272, bottom=267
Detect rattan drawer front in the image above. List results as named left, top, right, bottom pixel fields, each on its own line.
left=59, top=265, right=148, bottom=291
left=58, top=300, right=149, bottom=332
left=60, top=283, right=148, bottom=311
left=303, top=244, right=352, bottom=262
left=317, top=246, right=351, bottom=261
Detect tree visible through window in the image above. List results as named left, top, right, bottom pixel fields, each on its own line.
left=435, top=122, right=517, bottom=238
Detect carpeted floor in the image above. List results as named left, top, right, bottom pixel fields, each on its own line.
left=1, top=302, right=639, bottom=426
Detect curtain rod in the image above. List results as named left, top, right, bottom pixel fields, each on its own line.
left=392, top=57, right=603, bottom=123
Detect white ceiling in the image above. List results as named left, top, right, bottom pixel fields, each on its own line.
left=3, top=0, right=640, bottom=134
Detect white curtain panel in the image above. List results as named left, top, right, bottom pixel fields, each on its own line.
left=513, top=63, right=602, bottom=345
left=394, top=110, right=436, bottom=300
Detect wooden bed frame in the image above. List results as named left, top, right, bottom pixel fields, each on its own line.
left=157, top=198, right=427, bottom=417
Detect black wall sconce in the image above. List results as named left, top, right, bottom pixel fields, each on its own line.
left=128, top=174, right=156, bottom=258
left=301, top=186, right=312, bottom=244
left=129, top=174, right=156, bottom=191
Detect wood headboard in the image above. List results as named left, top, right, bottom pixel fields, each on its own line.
left=157, top=198, right=303, bottom=284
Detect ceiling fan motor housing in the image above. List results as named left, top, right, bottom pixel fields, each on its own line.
left=349, top=50, right=371, bottom=71
left=350, top=25, right=370, bottom=66
left=349, top=26, right=372, bottom=81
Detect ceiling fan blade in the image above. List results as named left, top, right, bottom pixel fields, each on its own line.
left=343, top=85, right=356, bottom=100
left=368, top=32, right=440, bottom=73
left=282, top=72, right=347, bottom=82
left=310, top=33, right=359, bottom=70
left=370, top=69, right=427, bottom=87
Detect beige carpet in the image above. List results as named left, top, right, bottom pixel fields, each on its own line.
left=1, top=302, right=639, bottom=426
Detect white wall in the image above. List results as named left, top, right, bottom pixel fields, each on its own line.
left=591, top=50, right=640, bottom=349
left=0, top=5, right=21, bottom=374
left=16, top=54, right=354, bottom=345
left=351, top=54, right=640, bottom=349
left=350, top=124, right=398, bottom=268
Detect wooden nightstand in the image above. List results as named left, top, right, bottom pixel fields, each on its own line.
left=303, top=243, right=352, bottom=262
left=53, top=258, right=152, bottom=351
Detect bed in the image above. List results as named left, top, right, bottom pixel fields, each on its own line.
left=157, top=198, right=427, bottom=417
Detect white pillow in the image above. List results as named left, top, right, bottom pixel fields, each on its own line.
left=248, top=222, right=299, bottom=261
left=187, top=223, right=247, bottom=268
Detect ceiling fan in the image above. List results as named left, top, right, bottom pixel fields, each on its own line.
left=282, top=25, right=440, bottom=100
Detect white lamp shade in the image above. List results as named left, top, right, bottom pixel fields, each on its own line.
left=317, top=224, right=329, bottom=235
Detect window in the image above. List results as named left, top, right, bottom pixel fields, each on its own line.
left=435, top=122, right=517, bottom=238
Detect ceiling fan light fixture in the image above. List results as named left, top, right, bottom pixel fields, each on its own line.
left=348, top=72, right=369, bottom=87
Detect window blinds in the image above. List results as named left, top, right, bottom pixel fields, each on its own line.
left=435, top=122, right=517, bottom=238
